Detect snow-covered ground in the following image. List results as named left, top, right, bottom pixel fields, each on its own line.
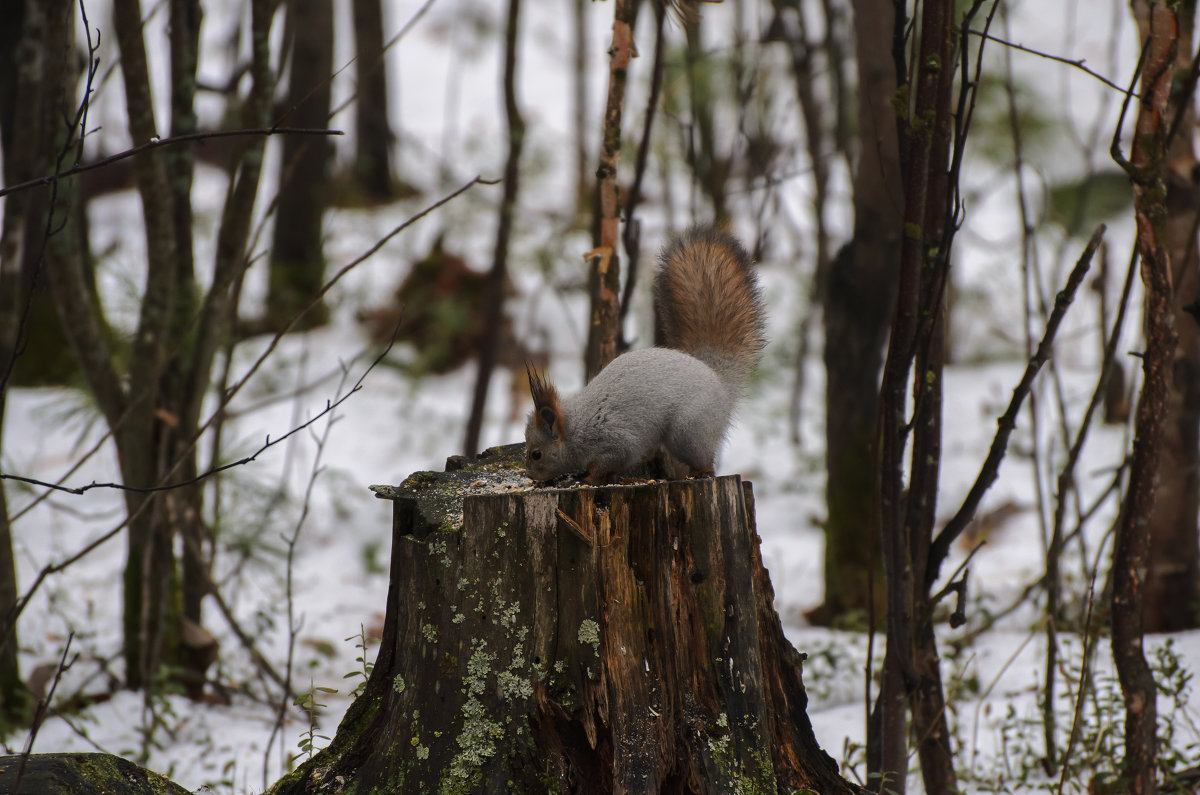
left=3, top=0, right=1198, bottom=792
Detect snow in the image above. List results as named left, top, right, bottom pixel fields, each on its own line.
left=2, top=0, right=1196, bottom=792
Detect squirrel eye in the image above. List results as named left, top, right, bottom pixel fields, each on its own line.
left=530, top=450, right=542, bottom=461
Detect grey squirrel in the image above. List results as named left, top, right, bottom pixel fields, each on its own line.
left=524, top=225, right=766, bottom=484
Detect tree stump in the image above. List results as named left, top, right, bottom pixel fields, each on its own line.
left=271, top=444, right=858, bottom=794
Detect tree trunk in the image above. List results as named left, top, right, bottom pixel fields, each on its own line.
left=267, top=0, right=333, bottom=330
left=270, top=446, right=860, bottom=794
left=462, top=0, right=524, bottom=458
left=1111, top=3, right=1180, bottom=791
left=0, top=0, right=38, bottom=730
left=811, top=0, right=903, bottom=626
left=350, top=0, right=394, bottom=200
left=1133, top=0, right=1200, bottom=634
left=0, top=0, right=81, bottom=388
left=112, top=0, right=185, bottom=692
left=584, top=0, right=635, bottom=381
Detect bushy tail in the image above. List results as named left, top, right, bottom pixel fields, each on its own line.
left=654, top=225, right=766, bottom=392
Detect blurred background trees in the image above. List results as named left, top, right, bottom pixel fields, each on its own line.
left=0, top=0, right=1196, bottom=789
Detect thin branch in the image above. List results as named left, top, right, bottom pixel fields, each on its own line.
left=1110, top=38, right=1151, bottom=173
left=2, top=361, right=370, bottom=496
left=970, top=30, right=1135, bottom=98
left=1, top=176, right=494, bottom=498
left=13, top=633, right=76, bottom=794
left=0, top=332, right=395, bottom=651
left=926, top=224, right=1106, bottom=590
left=182, top=523, right=303, bottom=704
left=617, top=2, right=666, bottom=347
left=328, top=0, right=441, bottom=122
left=1056, top=578, right=1098, bottom=795
left=263, top=363, right=348, bottom=786
left=0, top=128, right=344, bottom=199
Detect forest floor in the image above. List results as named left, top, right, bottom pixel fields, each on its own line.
left=4, top=0, right=1199, bottom=792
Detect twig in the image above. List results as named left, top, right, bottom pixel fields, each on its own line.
left=0, top=176, right=495, bottom=499
left=926, top=224, right=1106, bottom=589
left=181, top=529, right=295, bottom=701
left=1042, top=237, right=1138, bottom=772
left=13, top=633, right=76, bottom=794
left=2, top=348, right=376, bottom=496
left=1057, top=578, right=1098, bottom=794
left=0, top=174, right=486, bottom=663
left=617, top=1, right=666, bottom=347
left=970, top=30, right=1134, bottom=98
left=263, top=359, right=349, bottom=787
left=0, top=335, right=395, bottom=653
left=1109, top=38, right=1151, bottom=173
left=328, top=0, right=441, bottom=122
left=0, top=127, right=343, bottom=199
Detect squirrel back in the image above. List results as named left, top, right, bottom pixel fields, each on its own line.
left=524, top=225, right=766, bottom=484
left=654, top=226, right=766, bottom=393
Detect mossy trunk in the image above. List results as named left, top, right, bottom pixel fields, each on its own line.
left=270, top=445, right=859, bottom=794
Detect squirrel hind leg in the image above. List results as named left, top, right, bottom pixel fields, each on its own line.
left=688, top=465, right=715, bottom=479
left=584, top=464, right=615, bottom=486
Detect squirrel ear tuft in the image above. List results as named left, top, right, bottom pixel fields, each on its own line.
left=526, top=362, right=557, bottom=406
left=527, top=362, right=564, bottom=437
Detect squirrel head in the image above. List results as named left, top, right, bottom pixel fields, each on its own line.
left=524, top=364, right=569, bottom=482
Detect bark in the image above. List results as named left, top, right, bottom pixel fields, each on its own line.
left=1110, top=4, right=1180, bottom=791
left=1133, top=0, right=1200, bottom=634
left=905, top=5, right=956, bottom=791
left=163, top=0, right=208, bottom=684
left=110, top=0, right=188, bottom=691
left=351, top=0, right=395, bottom=200
left=584, top=0, right=636, bottom=381
left=463, top=0, right=524, bottom=457
left=269, top=447, right=861, bottom=794
left=267, top=0, right=334, bottom=330
left=871, top=0, right=954, bottom=784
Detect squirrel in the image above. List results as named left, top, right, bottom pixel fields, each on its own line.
left=524, top=225, right=766, bottom=484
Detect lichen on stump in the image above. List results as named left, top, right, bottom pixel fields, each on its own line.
left=270, top=444, right=858, bottom=794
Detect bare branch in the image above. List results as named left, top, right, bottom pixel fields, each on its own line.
left=926, top=224, right=1106, bottom=589
left=13, top=633, right=76, bottom=794
left=0, top=175, right=494, bottom=499
left=0, top=128, right=344, bottom=199
left=970, top=30, right=1135, bottom=98
left=1, top=332, right=392, bottom=496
